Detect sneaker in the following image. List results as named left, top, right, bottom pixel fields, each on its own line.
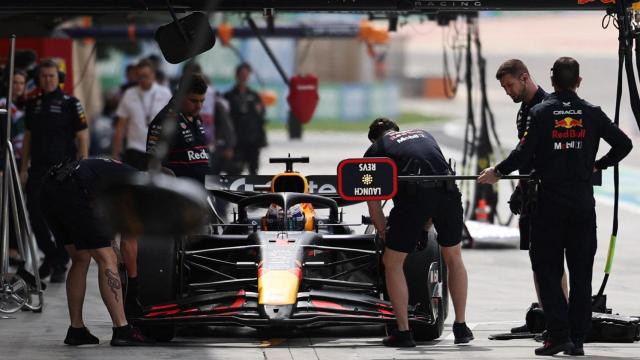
left=64, top=326, right=99, bottom=346
left=110, top=325, right=156, bottom=346
left=564, top=345, right=584, bottom=356
left=565, top=339, right=585, bottom=356
left=535, top=340, right=573, bottom=356
left=534, top=330, right=549, bottom=342
left=16, top=266, right=47, bottom=291
left=510, top=324, right=530, bottom=334
left=382, top=329, right=416, bottom=347
left=50, top=265, right=67, bottom=283
left=453, top=322, right=474, bottom=344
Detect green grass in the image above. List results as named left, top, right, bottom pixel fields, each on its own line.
left=266, top=112, right=448, bottom=132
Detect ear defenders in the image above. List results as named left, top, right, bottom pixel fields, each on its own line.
left=34, top=60, right=66, bottom=84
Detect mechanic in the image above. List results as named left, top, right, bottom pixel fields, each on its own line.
left=146, top=72, right=212, bottom=184
left=224, top=63, right=267, bottom=175
left=495, top=59, right=568, bottom=334
left=20, top=59, right=90, bottom=283
left=40, top=158, right=155, bottom=346
left=364, top=118, right=474, bottom=347
left=479, top=57, right=633, bottom=356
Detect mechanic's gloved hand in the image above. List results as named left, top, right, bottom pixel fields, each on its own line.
left=508, top=185, right=523, bottom=215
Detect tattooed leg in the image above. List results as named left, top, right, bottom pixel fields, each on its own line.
left=90, top=247, right=128, bottom=327
left=106, top=269, right=121, bottom=302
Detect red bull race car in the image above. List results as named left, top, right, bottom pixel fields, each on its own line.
left=132, top=157, right=449, bottom=342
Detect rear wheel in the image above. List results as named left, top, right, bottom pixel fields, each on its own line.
left=136, top=235, right=179, bottom=342
left=404, top=236, right=447, bottom=341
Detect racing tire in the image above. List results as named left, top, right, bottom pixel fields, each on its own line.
left=404, top=237, right=447, bottom=341
left=136, top=235, right=179, bottom=342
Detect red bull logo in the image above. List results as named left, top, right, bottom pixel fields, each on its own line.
left=554, top=117, right=583, bottom=129
left=577, top=0, right=615, bottom=4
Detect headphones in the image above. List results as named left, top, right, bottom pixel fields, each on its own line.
left=33, top=59, right=66, bottom=84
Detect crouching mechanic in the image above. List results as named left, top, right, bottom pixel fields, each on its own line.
left=364, top=118, right=474, bottom=347
left=41, top=158, right=155, bottom=346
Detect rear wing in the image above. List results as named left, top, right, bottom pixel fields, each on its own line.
left=205, top=175, right=363, bottom=207
left=205, top=175, right=337, bottom=193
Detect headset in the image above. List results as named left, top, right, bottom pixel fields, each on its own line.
left=33, top=59, right=66, bottom=84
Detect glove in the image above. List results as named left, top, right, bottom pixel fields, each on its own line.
left=508, top=185, right=523, bottom=215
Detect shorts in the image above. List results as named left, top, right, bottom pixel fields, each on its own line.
left=385, top=186, right=463, bottom=253
left=40, top=176, right=113, bottom=251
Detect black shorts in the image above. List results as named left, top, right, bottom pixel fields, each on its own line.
left=124, top=149, right=148, bottom=171
left=386, top=187, right=463, bottom=253
left=40, top=177, right=113, bottom=251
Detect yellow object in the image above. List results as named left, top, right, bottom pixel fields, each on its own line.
left=258, top=270, right=300, bottom=305
left=271, top=172, right=309, bottom=193
left=301, top=203, right=315, bottom=231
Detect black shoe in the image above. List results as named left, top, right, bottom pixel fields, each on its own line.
left=124, top=297, right=143, bottom=318
left=38, top=260, right=52, bottom=279
left=534, top=330, right=549, bottom=342
left=16, top=266, right=47, bottom=291
left=453, top=322, right=474, bottom=344
left=510, top=324, right=530, bottom=334
left=565, top=338, right=584, bottom=356
left=382, top=329, right=416, bottom=347
left=110, top=325, right=156, bottom=346
left=50, top=265, right=67, bottom=283
left=9, top=256, right=23, bottom=267
left=64, top=326, right=99, bottom=346
left=564, top=345, right=584, bottom=356
left=535, top=340, right=573, bottom=356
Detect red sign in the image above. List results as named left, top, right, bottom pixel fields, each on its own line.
left=0, top=37, right=74, bottom=94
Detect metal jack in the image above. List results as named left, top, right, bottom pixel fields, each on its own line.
left=0, top=35, right=43, bottom=315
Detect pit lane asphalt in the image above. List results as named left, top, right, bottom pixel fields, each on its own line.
left=2, top=128, right=639, bottom=360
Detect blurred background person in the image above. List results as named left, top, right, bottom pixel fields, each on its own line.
left=224, top=63, right=267, bottom=175
left=111, top=59, right=171, bottom=170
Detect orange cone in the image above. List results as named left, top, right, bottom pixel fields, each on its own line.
left=475, top=199, right=490, bottom=222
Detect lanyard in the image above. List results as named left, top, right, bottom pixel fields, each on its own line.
left=137, top=88, right=157, bottom=125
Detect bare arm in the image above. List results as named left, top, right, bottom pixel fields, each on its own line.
left=20, top=130, right=31, bottom=186
left=111, top=116, right=128, bottom=160
left=367, top=200, right=386, bottom=239
left=75, top=128, right=89, bottom=160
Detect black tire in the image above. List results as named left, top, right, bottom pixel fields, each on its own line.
left=137, top=235, right=179, bottom=342
left=404, top=237, right=447, bottom=341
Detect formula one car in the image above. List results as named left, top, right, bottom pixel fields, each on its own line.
left=132, top=156, right=448, bottom=342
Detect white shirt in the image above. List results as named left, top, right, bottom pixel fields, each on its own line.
left=116, top=82, right=172, bottom=152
